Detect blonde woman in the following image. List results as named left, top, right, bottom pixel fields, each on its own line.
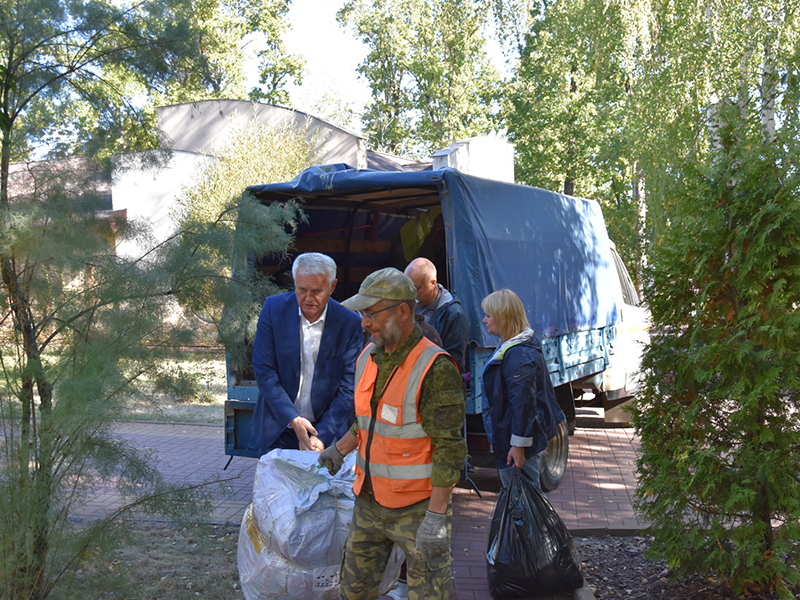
left=480, top=289, right=565, bottom=488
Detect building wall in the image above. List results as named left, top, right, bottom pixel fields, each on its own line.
left=111, top=101, right=513, bottom=262
left=432, top=136, right=515, bottom=183
left=112, top=100, right=374, bottom=259
left=111, top=150, right=210, bottom=259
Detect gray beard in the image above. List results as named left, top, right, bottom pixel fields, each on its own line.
left=373, top=313, right=403, bottom=350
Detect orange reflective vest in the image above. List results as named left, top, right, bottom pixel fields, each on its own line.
left=353, top=336, right=451, bottom=508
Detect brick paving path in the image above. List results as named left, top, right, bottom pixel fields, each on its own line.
left=72, top=421, right=648, bottom=600
left=449, top=426, right=646, bottom=600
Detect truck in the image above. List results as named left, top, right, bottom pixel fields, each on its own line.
left=223, top=164, right=646, bottom=491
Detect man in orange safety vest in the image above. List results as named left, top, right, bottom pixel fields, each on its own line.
left=319, top=267, right=467, bottom=599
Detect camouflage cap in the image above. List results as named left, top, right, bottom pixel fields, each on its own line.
left=341, top=267, right=417, bottom=311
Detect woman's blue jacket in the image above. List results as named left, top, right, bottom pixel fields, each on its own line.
left=481, top=335, right=565, bottom=471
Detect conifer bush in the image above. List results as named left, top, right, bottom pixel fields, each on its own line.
left=634, top=131, right=800, bottom=598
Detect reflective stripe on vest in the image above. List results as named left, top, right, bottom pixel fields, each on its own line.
left=353, top=337, right=450, bottom=508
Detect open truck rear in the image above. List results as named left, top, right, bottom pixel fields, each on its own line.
left=224, top=165, right=644, bottom=490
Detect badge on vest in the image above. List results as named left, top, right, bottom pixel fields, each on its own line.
left=380, top=403, right=399, bottom=424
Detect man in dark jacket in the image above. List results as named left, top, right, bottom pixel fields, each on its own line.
left=404, top=257, right=469, bottom=374
left=251, top=252, right=363, bottom=455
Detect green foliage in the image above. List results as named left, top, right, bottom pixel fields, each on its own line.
left=505, top=0, right=649, bottom=284
left=634, top=3, right=800, bottom=596
left=299, top=90, right=360, bottom=133
left=174, top=120, right=315, bottom=226
left=152, top=361, right=212, bottom=404
left=171, top=120, right=314, bottom=360
left=160, top=0, right=303, bottom=109
left=636, top=145, right=800, bottom=598
left=0, top=0, right=195, bottom=160
left=338, top=0, right=502, bottom=157
left=508, top=0, right=601, bottom=194
left=489, top=0, right=537, bottom=58
left=0, top=4, right=306, bottom=598
left=0, top=164, right=222, bottom=599
left=0, top=0, right=302, bottom=163
left=248, top=0, right=306, bottom=107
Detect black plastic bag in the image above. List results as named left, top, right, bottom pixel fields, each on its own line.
left=486, top=468, right=583, bottom=599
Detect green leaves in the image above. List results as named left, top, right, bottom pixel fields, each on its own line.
left=623, top=2, right=800, bottom=593
left=0, top=0, right=302, bottom=162
left=170, top=119, right=314, bottom=354
left=339, top=0, right=501, bottom=157
left=0, top=153, right=228, bottom=598
left=635, top=100, right=800, bottom=600
left=505, top=0, right=647, bottom=283
left=0, top=6, right=309, bottom=595
left=500, top=2, right=800, bottom=590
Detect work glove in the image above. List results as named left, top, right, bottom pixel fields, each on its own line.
left=415, top=510, right=448, bottom=561
left=318, top=444, right=345, bottom=475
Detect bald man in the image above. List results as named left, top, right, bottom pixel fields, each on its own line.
left=404, top=257, right=470, bottom=374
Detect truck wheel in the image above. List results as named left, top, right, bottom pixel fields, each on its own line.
left=539, top=420, right=569, bottom=491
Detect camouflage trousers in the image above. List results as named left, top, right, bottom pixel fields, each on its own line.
left=339, top=491, right=453, bottom=600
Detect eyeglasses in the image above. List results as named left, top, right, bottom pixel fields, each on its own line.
left=357, top=303, right=402, bottom=321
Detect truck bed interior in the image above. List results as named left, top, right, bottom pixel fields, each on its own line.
left=233, top=186, right=452, bottom=384
left=252, top=190, right=451, bottom=302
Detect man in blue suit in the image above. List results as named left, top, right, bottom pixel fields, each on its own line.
left=252, top=253, right=364, bottom=454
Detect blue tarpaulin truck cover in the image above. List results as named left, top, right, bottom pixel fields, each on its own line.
left=246, top=165, right=619, bottom=346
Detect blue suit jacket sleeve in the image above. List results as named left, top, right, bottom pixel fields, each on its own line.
left=251, top=293, right=300, bottom=451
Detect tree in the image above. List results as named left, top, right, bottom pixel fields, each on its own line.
left=159, top=0, right=304, bottom=106
left=171, top=119, right=316, bottom=360
left=0, top=3, right=301, bottom=598
left=17, top=0, right=304, bottom=162
left=0, top=160, right=223, bottom=600
left=490, top=0, right=537, bottom=59
left=246, top=0, right=306, bottom=106
left=338, top=0, right=502, bottom=157
left=504, top=0, right=649, bottom=281
left=633, top=1, right=800, bottom=596
left=338, top=0, right=414, bottom=154
left=300, top=89, right=359, bottom=132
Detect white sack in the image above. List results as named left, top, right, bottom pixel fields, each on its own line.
left=237, top=449, right=404, bottom=600
left=238, top=503, right=342, bottom=600
left=252, top=449, right=356, bottom=566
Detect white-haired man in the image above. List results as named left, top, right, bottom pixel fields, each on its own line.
left=252, top=252, right=363, bottom=454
